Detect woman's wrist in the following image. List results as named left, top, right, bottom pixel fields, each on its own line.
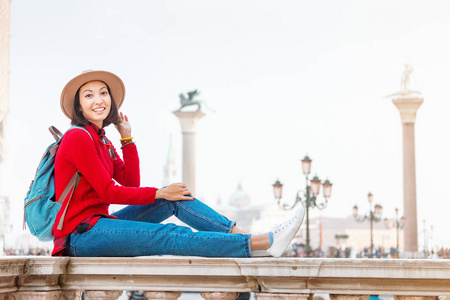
left=155, top=189, right=164, bottom=199
left=120, top=132, right=132, bottom=139
left=120, top=137, right=135, bottom=149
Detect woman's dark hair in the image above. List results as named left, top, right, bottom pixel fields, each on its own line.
left=71, top=82, right=121, bottom=128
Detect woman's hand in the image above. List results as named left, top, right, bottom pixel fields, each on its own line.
left=115, top=112, right=132, bottom=139
left=155, top=183, right=195, bottom=201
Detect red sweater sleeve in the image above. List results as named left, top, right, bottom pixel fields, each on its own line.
left=112, top=143, right=140, bottom=187
left=64, top=130, right=156, bottom=205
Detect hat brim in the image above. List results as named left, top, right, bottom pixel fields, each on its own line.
left=60, top=70, right=125, bottom=119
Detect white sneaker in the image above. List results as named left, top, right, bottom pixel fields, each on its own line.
left=266, top=207, right=306, bottom=258
left=252, top=244, right=294, bottom=257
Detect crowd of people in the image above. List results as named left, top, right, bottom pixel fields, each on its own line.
left=282, top=243, right=450, bottom=259
left=4, top=248, right=50, bottom=256
left=355, top=247, right=394, bottom=258
left=3, top=243, right=448, bottom=260
left=3, top=244, right=449, bottom=259
left=426, top=247, right=449, bottom=259
left=284, top=243, right=353, bottom=258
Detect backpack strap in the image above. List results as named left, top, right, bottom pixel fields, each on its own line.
left=56, top=171, right=81, bottom=230
left=48, top=126, right=63, bottom=142
left=53, top=125, right=93, bottom=231
left=69, top=125, right=93, bottom=140
left=49, top=125, right=93, bottom=142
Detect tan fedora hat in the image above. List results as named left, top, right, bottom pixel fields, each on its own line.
left=60, top=70, right=125, bottom=119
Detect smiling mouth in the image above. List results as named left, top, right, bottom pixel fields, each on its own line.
left=93, top=108, right=105, bottom=112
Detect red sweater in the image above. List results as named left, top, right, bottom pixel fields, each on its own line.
left=52, top=124, right=157, bottom=239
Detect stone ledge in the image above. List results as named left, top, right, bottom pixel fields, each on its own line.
left=0, top=257, right=449, bottom=296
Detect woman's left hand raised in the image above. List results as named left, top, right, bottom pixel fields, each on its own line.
left=115, top=112, right=132, bottom=138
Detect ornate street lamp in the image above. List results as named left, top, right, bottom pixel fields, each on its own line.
left=272, top=179, right=283, bottom=205
left=272, top=154, right=332, bottom=257
left=353, top=192, right=383, bottom=258
left=384, top=208, right=405, bottom=258
left=301, top=155, right=312, bottom=175
left=322, top=179, right=332, bottom=198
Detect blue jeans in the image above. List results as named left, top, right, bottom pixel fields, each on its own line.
left=67, top=198, right=252, bottom=257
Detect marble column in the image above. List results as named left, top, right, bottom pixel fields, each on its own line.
left=392, top=91, right=423, bottom=252
left=173, top=111, right=205, bottom=196
left=0, top=0, right=10, bottom=167
left=0, top=0, right=11, bottom=253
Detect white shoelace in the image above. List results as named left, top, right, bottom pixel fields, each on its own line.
left=271, top=217, right=297, bottom=233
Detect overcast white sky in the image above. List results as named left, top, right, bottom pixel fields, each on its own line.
left=2, top=0, right=450, bottom=247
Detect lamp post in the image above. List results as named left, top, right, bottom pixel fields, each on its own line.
left=352, top=192, right=383, bottom=258
left=272, top=155, right=332, bottom=257
left=384, top=208, right=405, bottom=258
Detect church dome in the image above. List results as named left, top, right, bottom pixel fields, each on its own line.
left=229, top=183, right=251, bottom=208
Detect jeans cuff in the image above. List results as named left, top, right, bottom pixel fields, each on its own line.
left=245, top=234, right=251, bottom=257
left=227, top=220, right=236, bottom=233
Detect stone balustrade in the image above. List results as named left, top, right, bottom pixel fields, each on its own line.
left=0, top=257, right=449, bottom=299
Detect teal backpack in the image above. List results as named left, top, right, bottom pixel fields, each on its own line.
left=24, top=126, right=92, bottom=242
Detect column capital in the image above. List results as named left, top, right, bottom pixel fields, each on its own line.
left=391, top=92, right=424, bottom=124
left=173, top=110, right=205, bottom=133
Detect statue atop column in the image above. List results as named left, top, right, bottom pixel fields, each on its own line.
left=177, top=90, right=215, bottom=112
left=401, top=64, right=413, bottom=91
left=178, top=90, right=203, bottom=111
left=386, top=64, right=422, bottom=99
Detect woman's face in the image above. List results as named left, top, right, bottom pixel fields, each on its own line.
left=78, top=80, right=111, bottom=128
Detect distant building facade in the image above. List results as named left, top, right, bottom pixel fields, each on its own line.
left=298, top=215, right=404, bottom=255
left=216, top=184, right=403, bottom=255
left=216, top=183, right=261, bottom=232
